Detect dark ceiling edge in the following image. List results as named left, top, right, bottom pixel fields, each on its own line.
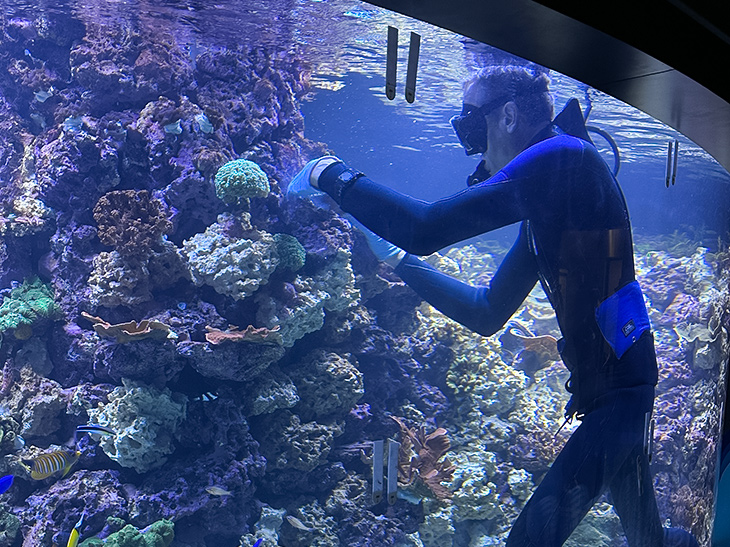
left=363, top=0, right=730, bottom=174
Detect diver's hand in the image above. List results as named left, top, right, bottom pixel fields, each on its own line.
left=286, top=156, right=341, bottom=199
left=346, top=215, right=405, bottom=267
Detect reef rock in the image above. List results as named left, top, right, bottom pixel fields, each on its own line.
left=86, top=379, right=187, bottom=473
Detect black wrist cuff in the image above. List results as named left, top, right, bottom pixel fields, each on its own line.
left=318, top=162, right=365, bottom=205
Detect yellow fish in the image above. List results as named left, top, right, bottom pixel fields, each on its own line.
left=205, top=486, right=232, bottom=496
left=27, top=449, right=81, bottom=480
left=67, top=513, right=84, bottom=547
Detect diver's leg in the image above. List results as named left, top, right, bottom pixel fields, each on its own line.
left=505, top=410, right=612, bottom=547
left=608, top=447, right=663, bottom=547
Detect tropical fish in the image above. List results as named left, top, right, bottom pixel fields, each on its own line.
left=0, top=474, right=13, bottom=494
left=193, top=391, right=218, bottom=402
left=67, top=512, right=85, bottom=547
left=26, top=449, right=81, bottom=480
left=286, top=515, right=314, bottom=532
left=252, top=539, right=263, bottom=547
left=205, top=486, right=231, bottom=496
left=75, top=423, right=115, bottom=437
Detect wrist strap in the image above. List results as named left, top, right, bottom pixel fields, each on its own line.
left=320, top=166, right=364, bottom=205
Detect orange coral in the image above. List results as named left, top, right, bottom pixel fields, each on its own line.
left=81, top=312, right=175, bottom=343
left=391, top=416, right=456, bottom=500
left=204, top=325, right=283, bottom=345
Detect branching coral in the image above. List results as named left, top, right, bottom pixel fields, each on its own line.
left=93, top=190, right=172, bottom=260
left=391, top=416, right=456, bottom=501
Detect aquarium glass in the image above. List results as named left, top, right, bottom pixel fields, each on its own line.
left=0, top=1, right=727, bottom=546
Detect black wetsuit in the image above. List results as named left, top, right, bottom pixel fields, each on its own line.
left=318, top=126, right=697, bottom=547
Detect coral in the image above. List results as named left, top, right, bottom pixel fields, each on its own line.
left=3, top=367, right=68, bottom=441
left=253, top=410, right=342, bottom=471
left=323, top=472, right=411, bottom=546
left=0, top=504, right=20, bottom=547
left=86, top=380, right=187, bottom=473
left=0, top=276, right=60, bottom=333
left=418, top=506, right=456, bottom=547
left=255, top=249, right=359, bottom=347
left=205, top=324, right=282, bottom=345
left=93, top=190, right=172, bottom=260
left=81, top=312, right=176, bottom=343
left=0, top=415, right=22, bottom=456
left=255, top=275, right=329, bottom=348
left=241, top=505, right=286, bottom=547
left=214, top=158, right=270, bottom=204
left=242, top=365, right=299, bottom=416
left=182, top=217, right=279, bottom=301
left=392, top=416, right=456, bottom=501
left=87, top=251, right=153, bottom=308
left=289, top=349, right=364, bottom=421
left=448, top=452, right=503, bottom=522
left=273, top=233, right=306, bottom=271
left=79, top=519, right=174, bottom=547
left=177, top=339, right=284, bottom=382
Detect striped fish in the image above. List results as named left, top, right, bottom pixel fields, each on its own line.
left=27, top=449, right=81, bottom=480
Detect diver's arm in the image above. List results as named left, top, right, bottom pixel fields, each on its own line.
left=316, top=136, right=585, bottom=255
left=395, top=225, right=539, bottom=337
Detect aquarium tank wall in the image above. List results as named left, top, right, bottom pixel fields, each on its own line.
left=0, top=1, right=728, bottom=547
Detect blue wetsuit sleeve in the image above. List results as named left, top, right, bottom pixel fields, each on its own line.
left=394, top=224, right=539, bottom=336
left=318, top=135, right=586, bottom=255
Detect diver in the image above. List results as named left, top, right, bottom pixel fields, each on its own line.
left=288, top=65, right=700, bottom=547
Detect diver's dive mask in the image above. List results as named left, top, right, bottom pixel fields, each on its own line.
left=450, top=95, right=509, bottom=156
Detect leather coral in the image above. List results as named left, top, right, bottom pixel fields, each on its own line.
left=391, top=415, right=456, bottom=500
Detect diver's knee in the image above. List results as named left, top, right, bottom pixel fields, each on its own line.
left=663, top=527, right=699, bottom=547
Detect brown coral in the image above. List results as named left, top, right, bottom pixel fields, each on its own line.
left=81, top=312, right=175, bottom=343
left=93, top=189, right=172, bottom=260
left=391, top=416, right=456, bottom=500
left=204, top=325, right=283, bottom=345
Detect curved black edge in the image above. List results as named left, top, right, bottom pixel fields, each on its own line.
left=363, top=0, right=730, bottom=174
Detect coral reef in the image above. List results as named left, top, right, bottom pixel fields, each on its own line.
left=79, top=519, right=174, bottom=547
left=86, top=379, right=187, bottom=473
left=0, top=8, right=723, bottom=547
left=182, top=215, right=280, bottom=301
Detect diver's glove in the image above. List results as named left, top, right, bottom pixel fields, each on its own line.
left=345, top=214, right=405, bottom=267
left=286, top=156, right=341, bottom=200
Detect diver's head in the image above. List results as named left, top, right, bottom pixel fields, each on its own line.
left=452, top=66, right=553, bottom=172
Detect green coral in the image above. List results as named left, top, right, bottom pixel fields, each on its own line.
left=79, top=519, right=174, bottom=547
left=214, top=159, right=270, bottom=204
left=273, top=233, right=306, bottom=271
left=0, top=276, right=60, bottom=333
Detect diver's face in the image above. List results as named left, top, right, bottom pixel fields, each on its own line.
left=452, top=82, right=511, bottom=159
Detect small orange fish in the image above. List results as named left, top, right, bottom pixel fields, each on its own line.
left=27, top=449, right=81, bottom=480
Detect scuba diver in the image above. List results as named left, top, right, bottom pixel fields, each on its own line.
left=287, top=65, right=699, bottom=547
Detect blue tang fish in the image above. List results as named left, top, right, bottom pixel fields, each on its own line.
left=0, top=474, right=13, bottom=494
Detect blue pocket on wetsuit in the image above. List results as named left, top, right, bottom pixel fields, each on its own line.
left=595, top=280, right=651, bottom=359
